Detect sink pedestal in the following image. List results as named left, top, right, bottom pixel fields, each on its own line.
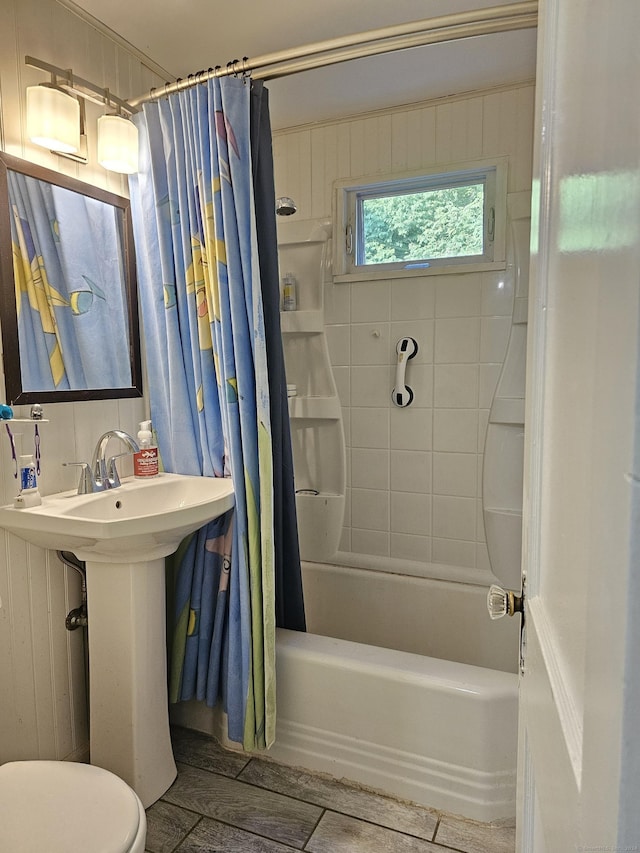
left=0, top=473, right=235, bottom=809
left=84, top=557, right=176, bottom=808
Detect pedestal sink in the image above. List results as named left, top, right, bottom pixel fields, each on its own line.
left=0, top=473, right=234, bottom=807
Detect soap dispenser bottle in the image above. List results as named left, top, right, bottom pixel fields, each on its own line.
left=133, top=421, right=159, bottom=478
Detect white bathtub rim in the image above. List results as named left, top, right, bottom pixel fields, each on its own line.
left=277, top=628, right=518, bottom=697
left=330, top=551, right=501, bottom=586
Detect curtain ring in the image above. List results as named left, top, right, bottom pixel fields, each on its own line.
left=241, top=57, right=251, bottom=82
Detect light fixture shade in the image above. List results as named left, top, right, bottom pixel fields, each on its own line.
left=26, top=85, right=80, bottom=154
left=97, top=114, right=139, bottom=174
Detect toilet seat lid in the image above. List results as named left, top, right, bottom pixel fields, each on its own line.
left=0, top=760, right=142, bottom=853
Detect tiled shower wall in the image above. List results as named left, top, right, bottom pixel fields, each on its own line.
left=273, top=82, right=534, bottom=574
left=0, top=0, right=168, bottom=763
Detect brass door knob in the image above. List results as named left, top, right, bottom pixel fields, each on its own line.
left=487, top=584, right=524, bottom=620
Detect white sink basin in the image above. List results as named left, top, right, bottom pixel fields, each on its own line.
left=0, top=472, right=234, bottom=561
left=0, top=470, right=235, bottom=807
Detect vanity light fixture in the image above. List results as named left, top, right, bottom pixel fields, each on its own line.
left=24, top=56, right=138, bottom=174
left=97, top=114, right=139, bottom=174
left=26, top=84, right=81, bottom=155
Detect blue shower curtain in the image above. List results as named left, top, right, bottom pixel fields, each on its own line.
left=129, top=77, right=277, bottom=749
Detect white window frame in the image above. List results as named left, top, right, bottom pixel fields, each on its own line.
left=333, top=158, right=508, bottom=282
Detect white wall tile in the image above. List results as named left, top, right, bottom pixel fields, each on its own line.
left=351, top=282, right=391, bottom=323
left=390, top=407, right=432, bottom=451
left=434, top=364, right=479, bottom=408
left=351, top=323, right=390, bottom=365
left=351, top=407, right=389, bottom=448
left=480, top=317, right=512, bottom=363
left=351, top=366, right=393, bottom=408
left=435, top=318, right=481, bottom=363
left=351, top=528, right=390, bottom=557
left=391, top=532, right=431, bottom=563
left=351, top=488, right=389, bottom=531
left=390, top=450, right=431, bottom=494
left=324, top=282, right=350, bottom=325
left=391, top=278, right=435, bottom=321
left=433, top=409, right=478, bottom=453
left=435, top=275, right=483, bottom=318
left=433, top=495, right=477, bottom=541
left=391, top=491, right=431, bottom=536
left=433, top=452, right=478, bottom=497
left=352, top=449, right=389, bottom=491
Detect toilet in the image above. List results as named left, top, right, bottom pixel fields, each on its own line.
left=0, top=760, right=146, bottom=852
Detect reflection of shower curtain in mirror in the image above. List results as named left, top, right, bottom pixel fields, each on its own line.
left=8, top=172, right=132, bottom=390
left=129, top=77, right=298, bottom=750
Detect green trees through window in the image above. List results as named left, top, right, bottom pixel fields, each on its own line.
left=360, top=183, right=485, bottom=265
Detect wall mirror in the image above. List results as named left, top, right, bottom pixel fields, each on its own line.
left=0, top=151, right=142, bottom=404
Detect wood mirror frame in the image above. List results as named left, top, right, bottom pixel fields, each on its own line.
left=0, top=151, right=142, bottom=404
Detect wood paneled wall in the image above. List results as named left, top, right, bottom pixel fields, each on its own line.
left=0, top=0, right=168, bottom=763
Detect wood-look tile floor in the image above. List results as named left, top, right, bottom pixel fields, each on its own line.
left=145, top=727, right=515, bottom=853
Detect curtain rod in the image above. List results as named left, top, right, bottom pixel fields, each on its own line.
left=128, top=1, right=537, bottom=108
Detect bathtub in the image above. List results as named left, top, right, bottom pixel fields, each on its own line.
left=267, top=560, right=520, bottom=823
left=170, top=559, right=520, bottom=822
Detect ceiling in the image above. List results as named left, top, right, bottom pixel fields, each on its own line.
left=71, top=0, right=538, bottom=130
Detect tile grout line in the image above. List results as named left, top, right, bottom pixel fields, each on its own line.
left=168, top=815, right=204, bottom=853
left=301, top=807, right=327, bottom=851
left=432, top=814, right=442, bottom=843
left=176, top=756, right=441, bottom=844
left=167, top=742, right=514, bottom=851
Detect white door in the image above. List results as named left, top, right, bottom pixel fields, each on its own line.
left=516, top=0, right=640, bottom=850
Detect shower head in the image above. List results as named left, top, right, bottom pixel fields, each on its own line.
left=276, top=196, right=297, bottom=216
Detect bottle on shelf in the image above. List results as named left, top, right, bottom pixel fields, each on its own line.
left=282, top=272, right=298, bottom=311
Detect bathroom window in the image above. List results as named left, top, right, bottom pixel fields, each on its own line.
left=334, top=158, right=507, bottom=281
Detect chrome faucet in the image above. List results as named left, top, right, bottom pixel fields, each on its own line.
left=91, top=430, right=139, bottom=491
left=64, top=429, right=140, bottom=494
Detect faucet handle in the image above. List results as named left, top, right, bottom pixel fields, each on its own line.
left=106, top=452, right=132, bottom=488
left=62, top=461, right=95, bottom=495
